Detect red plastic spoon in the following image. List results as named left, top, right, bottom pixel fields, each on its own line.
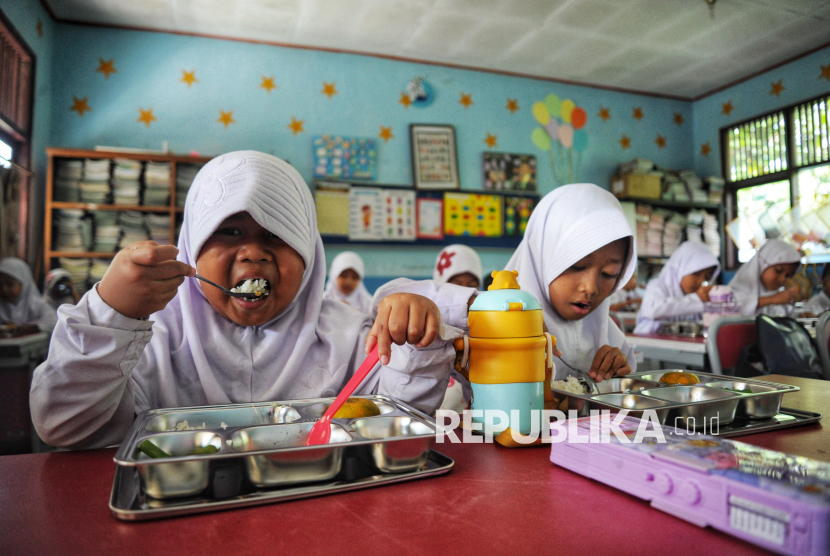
left=306, top=345, right=380, bottom=446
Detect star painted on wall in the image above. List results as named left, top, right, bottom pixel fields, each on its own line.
left=181, top=70, right=198, bottom=87
left=398, top=92, right=412, bottom=109
left=598, top=107, right=610, bottom=121
left=137, top=108, right=156, bottom=127
left=217, top=110, right=235, bottom=128
left=673, top=112, right=684, bottom=126
left=655, top=135, right=666, bottom=148
left=484, top=133, right=498, bottom=148
left=70, top=96, right=91, bottom=116
left=260, top=76, right=277, bottom=93
left=722, top=100, right=733, bottom=115
left=321, top=82, right=338, bottom=98
left=36, top=19, right=43, bottom=38
left=288, top=117, right=304, bottom=135
left=821, top=64, right=830, bottom=81
left=701, top=143, right=711, bottom=156
left=619, top=135, right=631, bottom=150
left=459, top=93, right=473, bottom=109
left=632, top=107, right=644, bottom=121
left=506, top=98, right=519, bottom=113
left=770, top=79, right=785, bottom=97
left=96, top=58, right=117, bottom=78
left=379, top=126, right=394, bottom=142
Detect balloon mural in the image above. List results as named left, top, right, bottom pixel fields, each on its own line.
left=531, top=94, right=588, bottom=186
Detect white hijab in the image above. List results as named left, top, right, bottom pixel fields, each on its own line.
left=0, top=257, right=57, bottom=332
left=730, top=239, right=801, bottom=316
left=432, top=244, right=483, bottom=288
left=132, top=151, right=375, bottom=409
left=505, top=183, right=636, bottom=376
left=635, top=241, right=721, bottom=333
left=323, top=251, right=373, bottom=315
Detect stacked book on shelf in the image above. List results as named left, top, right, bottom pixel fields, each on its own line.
left=112, top=159, right=141, bottom=205
left=92, top=212, right=120, bottom=253
left=53, top=160, right=83, bottom=201
left=54, top=209, right=91, bottom=253
left=614, top=159, right=724, bottom=204
left=79, top=159, right=111, bottom=203
left=58, top=257, right=91, bottom=294
left=118, top=211, right=151, bottom=249
left=144, top=162, right=171, bottom=206
left=176, top=164, right=201, bottom=207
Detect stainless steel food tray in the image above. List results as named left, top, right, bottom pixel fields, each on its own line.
left=110, top=450, right=453, bottom=521
left=551, top=370, right=805, bottom=431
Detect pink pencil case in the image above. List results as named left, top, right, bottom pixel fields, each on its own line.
left=550, top=416, right=830, bottom=555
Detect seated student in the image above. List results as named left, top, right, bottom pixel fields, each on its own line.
left=42, top=268, right=81, bottom=311
left=322, top=251, right=373, bottom=315
left=0, top=257, right=58, bottom=333
left=730, top=239, right=801, bottom=317
left=507, top=183, right=637, bottom=383
left=433, top=244, right=483, bottom=290
left=30, top=151, right=470, bottom=449
left=608, top=271, right=646, bottom=312
left=801, top=264, right=830, bottom=316
left=633, top=242, right=720, bottom=334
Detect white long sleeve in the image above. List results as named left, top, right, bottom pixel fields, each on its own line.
left=634, top=287, right=704, bottom=334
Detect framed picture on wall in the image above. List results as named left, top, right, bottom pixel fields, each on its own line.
left=410, top=124, right=460, bottom=190
left=416, top=197, right=443, bottom=239
left=482, top=152, right=537, bottom=192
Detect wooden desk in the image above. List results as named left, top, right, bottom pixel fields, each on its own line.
left=0, top=375, right=825, bottom=555
left=0, top=332, right=50, bottom=454
left=626, top=332, right=707, bottom=369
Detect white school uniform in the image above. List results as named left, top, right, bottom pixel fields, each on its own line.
left=802, top=291, right=830, bottom=315
left=433, top=244, right=483, bottom=287
left=607, top=286, right=646, bottom=308
left=634, top=242, right=721, bottom=334
left=505, top=183, right=638, bottom=380
left=30, top=152, right=466, bottom=449
left=322, top=251, right=373, bottom=315
left=730, top=240, right=801, bottom=317
left=0, top=257, right=57, bottom=333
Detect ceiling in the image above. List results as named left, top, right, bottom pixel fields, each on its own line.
left=43, top=0, right=830, bottom=99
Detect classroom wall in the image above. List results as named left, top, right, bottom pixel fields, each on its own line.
left=692, top=44, right=830, bottom=179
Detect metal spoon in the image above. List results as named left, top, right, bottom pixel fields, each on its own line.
left=193, top=274, right=269, bottom=299
left=558, top=355, right=599, bottom=395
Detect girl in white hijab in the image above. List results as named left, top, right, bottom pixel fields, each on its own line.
left=433, top=244, right=483, bottom=290
left=31, top=151, right=466, bottom=449
left=730, top=239, right=801, bottom=317
left=323, top=251, right=373, bottom=315
left=634, top=241, right=720, bottom=334
left=506, top=183, right=637, bottom=383
left=0, top=257, right=57, bottom=333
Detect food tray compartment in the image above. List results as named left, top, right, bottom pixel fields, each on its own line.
left=632, top=370, right=718, bottom=384
left=144, top=404, right=301, bottom=432
left=588, top=394, right=672, bottom=424
left=703, top=380, right=785, bottom=419
left=593, top=377, right=664, bottom=394
left=134, top=431, right=223, bottom=499
left=639, top=386, right=741, bottom=427
left=299, top=399, right=397, bottom=417
left=351, top=416, right=435, bottom=473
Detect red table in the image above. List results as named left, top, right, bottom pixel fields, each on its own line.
left=1, top=375, right=826, bottom=556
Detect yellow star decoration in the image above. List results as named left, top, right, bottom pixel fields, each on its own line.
left=260, top=76, right=277, bottom=93
left=598, top=107, right=610, bottom=121
left=484, top=134, right=498, bottom=148
left=137, top=108, right=156, bottom=127
left=701, top=143, right=711, bottom=156
left=821, top=64, right=830, bottom=81
left=321, top=82, right=338, bottom=99
left=378, top=126, right=394, bottom=142
left=655, top=135, right=666, bottom=149
left=722, top=101, right=733, bottom=115
left=288, top=117, right=304, bottom=135
left=619, top=135, right=631, bottom=150
left=673, top=112, right=684, bottom=126
left=399, top=92, right=412, bottom=109
left=459, top=93, right=473, bottom=109
left=36, top=20, right=43, bottom=38
left=181, top=70, right=198, bottom=87
left=506, top=98, right=519, bottom=113
left=96, top=58, right=117, bottom=79
left=217, top=110, right=235, bottom=128
left=770, top=79, right=784, bottom=97
left=70, top=96, right=91, bottom=116
left=632, top=107, right=644, bottom=121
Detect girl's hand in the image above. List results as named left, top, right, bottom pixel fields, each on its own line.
left=98, top=242, right=195, bottom=319
left=588, top=345, right=631, bottom=382
left=770, top=287, right=798, bottom=305
left=366, top=293, right=441, bottom=366
left=696, top=284, right=713, bottom=302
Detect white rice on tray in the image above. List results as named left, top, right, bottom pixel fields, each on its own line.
left=550, top=376, right=586, bottom=394
left=230, top=278, right=268, bottom=294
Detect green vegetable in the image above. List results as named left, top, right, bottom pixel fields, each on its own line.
left=724, top=387, right=752, bottom=393
left=138, top=439, right=171, bottom=459
left=188, top=445, right=219, bottom=455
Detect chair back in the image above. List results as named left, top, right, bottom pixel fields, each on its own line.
left=705, top=316, right=756, bottom=374
left=815, top=312, right=830, bottom=380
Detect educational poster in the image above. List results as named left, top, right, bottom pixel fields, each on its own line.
left=348, top=187, right=384, bottom=240
left=444, top=192, right=502, bottom=237
left=417, top=198, right=443, bottom=239
left=313, top=135, right=377, bottom=181
left=314, top=180, right=350, bottom=235
left=482, top=153, right=537, bottom=192
left=504, top=195, right=538, bottom=236
left=383, top=189, right=416, bottom=241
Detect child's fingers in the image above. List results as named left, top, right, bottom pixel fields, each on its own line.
left=589, top=346, right=615, bottom=382
left=552, top=345, right=563, bottom=358
left=612, top=354, right=631, bottom=377
left=415, top=308, right=440, bottom=347
left=368, top=302, right=393, bottom=364
left=386, top=302, right=411, bottom=346
left=405, top=301, right=427, bottom=345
